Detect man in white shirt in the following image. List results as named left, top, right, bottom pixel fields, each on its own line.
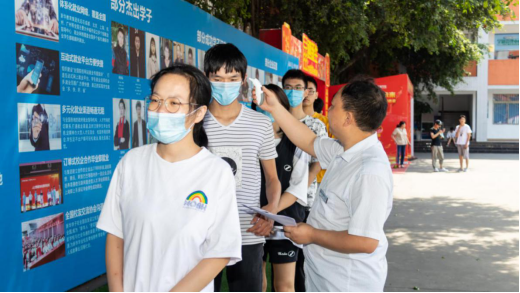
left=255, top=76, right=393, bottom=291
left=454, top=115, right=472, bottom=172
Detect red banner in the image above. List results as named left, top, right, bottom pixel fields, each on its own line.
left=302, top=33, right=318, bottom=77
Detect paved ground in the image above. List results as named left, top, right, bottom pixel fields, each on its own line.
left=384, top=152, right=519, bottom=292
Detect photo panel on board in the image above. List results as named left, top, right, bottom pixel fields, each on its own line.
left=197, top=49, right=205, bottom=72
left=22, top=213, right=65, bottom=272
left=18, top=103, right=61, bottom=152
left=111, top=21, right=129, bottom=75
left=184, top=45, right=196, bottom=67
left=160, top=37, right=173, bottom=69
left=131, top=99, right=147, bottom=148
left=19, top=160, right=63, bottom=213
left=173, top=42, right=185, bottom=64
left=145, top=32, right=160, bottom=79
left=129, top=28, right=146, bottom=79
left=16, top=43, right=60, bottom=95
left=15, top=0, right=59, bottom=42
left=113, top=98, right=131, bottom=151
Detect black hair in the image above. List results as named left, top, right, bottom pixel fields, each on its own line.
left=150, top=64, right=211, bottom=147
left=282, top=69, right=307, bottom=88
left=460, top=115, right=466, bottom=119
left=396, top=121, right=406, bottom=128
left=204, top=43, right=247, bottom=80
left=188, top=48, right=193, bottom=56
left=136, top=101, right=141, bottom=109
left=31, top=104, right=44, bottom=116
left=450, top=127, right=454, bottom=131
left=314, top=98, right=324, bottom=113
left=252, top=84, right=289, bottom=136
left=119, top=99, right=126, bottom=110
left=306, top=75, right=318, bottom=90
left=149, top=37, right=156, bottom=58
left=116, top=27, right=125, bottom=47
left=340, top=75, right=387, bottom=132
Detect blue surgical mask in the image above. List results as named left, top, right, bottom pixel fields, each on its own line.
left=284, top=89, right=304, bottom=107
left=146, top=110, right=197, bottom=144
left=211, top=81, right=242, bottom=106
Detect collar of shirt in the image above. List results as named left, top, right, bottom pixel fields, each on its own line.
left=340, top=133, right=379, bottom=163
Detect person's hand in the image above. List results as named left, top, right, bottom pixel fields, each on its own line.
left=252, top=86, right=281, bottom=113
left=247, top=204, right=276, bottom=236
left=17, top=70, right=41, bottom=93
left=50, top=19, right=59, bottom=34
left=464, top=144, right=468, bottom=149
left=16, top=10, right=32, bottom=28
left=284, top=223, right=315, bottom=245
left=32, top=119, right=42, bottom=139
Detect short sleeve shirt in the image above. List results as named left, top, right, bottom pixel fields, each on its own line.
left=97, top=144, right=242, bottom=292
left=431, top=128, right=442, bottom=146
left=304, top=134, right=393, bottom=292
left=455, top=124, right=472, bottom=145
left=204, top=105, right=277, bottom=245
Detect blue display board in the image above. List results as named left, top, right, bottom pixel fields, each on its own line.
left=0, top=0, right=298, bottom=291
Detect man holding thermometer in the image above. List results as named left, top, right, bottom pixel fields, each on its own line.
left=253, top=76, right=394, bottom=292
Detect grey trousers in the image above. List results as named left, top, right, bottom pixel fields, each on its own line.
left=432, top=146, right=444, bottom=169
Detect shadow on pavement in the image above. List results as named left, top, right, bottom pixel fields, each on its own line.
left=384, top=196, right=519, bottom=292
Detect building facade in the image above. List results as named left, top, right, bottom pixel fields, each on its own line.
left=418, top=4, right=519, bottom=142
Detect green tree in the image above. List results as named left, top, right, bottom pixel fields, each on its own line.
left=188, top=0, right=516, bottom=99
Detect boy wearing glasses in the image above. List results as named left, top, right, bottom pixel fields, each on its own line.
left=282, top=69, right=327, bottom=292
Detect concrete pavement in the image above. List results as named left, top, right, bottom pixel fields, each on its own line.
left=384, top=152, right=519, bottom=292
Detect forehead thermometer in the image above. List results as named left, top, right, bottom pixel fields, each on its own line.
left=249, top=78, right=264, bottom=105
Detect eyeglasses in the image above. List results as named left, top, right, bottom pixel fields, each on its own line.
left=284, top=85, right=306, bottom=91
left=145, top=95, right=199, bottom=113
left=307, top=90, right=316, bottom=95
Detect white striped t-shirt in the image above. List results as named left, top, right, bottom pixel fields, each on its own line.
left=204, top=105, right=278, bottom=245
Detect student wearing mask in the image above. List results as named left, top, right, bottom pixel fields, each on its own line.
left=392, top=121, right=411, bottom=168
left=112, top=27, right=129, bottom=75
left=254, top=76, right=393, bottom=292
left=97, top=64, right=242, bottom=292
left=455, top=115, right=472, bottom=172
left=252, top=85, right=310, bottom=292
left=132, top=101, right=147, bottom=148
left=113, top=99, right=130, bottom=150
left=147, top=37, right=159, bottom=78
left=203, top=43, right=281, bottom=292
left=283, top=70, right=327, bottom=292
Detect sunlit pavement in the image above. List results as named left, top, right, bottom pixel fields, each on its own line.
left=384, top=152, right=519, bottom=292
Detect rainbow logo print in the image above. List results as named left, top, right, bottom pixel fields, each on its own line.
left=184, top=191, right=208, bottom=211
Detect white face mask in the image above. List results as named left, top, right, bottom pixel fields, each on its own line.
left=274, top=138, right=282, bottom=147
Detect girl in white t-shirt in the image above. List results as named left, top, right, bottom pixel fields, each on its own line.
left=97, top=64, right=242, bottom=292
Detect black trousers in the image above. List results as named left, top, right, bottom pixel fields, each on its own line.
left=294, top=210, right=310, bottom=292
left=214, top=243, right=264, bottom=292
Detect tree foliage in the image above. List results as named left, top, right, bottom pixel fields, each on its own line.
left=187, top=0, right=516, bottom=99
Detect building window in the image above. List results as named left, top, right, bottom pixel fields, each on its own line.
left=494, top=34, right=519, bottom=60
left=493, top=94, right=519, bottom=125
